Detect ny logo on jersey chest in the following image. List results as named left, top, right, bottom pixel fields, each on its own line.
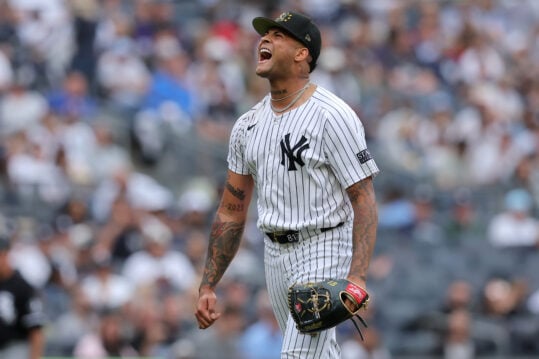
left=280, top=133, right=310, bottom=171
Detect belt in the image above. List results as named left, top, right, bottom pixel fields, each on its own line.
left=266, top=222, right=344, bottom=244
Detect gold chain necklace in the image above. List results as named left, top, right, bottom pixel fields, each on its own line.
left=270, top=83, right=310, bottom=114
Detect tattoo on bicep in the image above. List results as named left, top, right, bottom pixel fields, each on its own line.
left=201, top=216, right=244, bottom=288
left=225, top=181, right=245, bottom=200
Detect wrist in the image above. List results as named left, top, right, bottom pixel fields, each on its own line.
left=346, top=274, right=367, bottom=289
left=199, top=283, right=215, bottom=293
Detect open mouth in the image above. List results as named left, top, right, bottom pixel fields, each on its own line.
left=259, top=47, right=272, bottom=62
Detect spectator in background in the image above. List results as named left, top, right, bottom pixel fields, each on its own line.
left=92, top=196, right=141, bottom=263
left=79, top=254, right=133, bottom=312
left=443, top=190, right=485, bottom=245
left=487, top=188, right=539, bottom=248
left=121, top=215, right=196, bottom=293
left=377, top=186, right=416, bottom=232
left=46, top=286, right=95, bottom=356
left=189, top=35, right=242, bottom=142
left=58, top=107, right=98, bottom=186
left=240, top=289, right=283, bottom=359
left=131, top=34, right=195, bottom=164
left=5, top=132, right=71, bottom=206
left=9, top=0, right=73, bottom=85
left=182, top=229, right=209, bottom=274
left=73, top=309, right=137, bottom=358
left=48, top=71, right=97, bottom=121
left=474, top=275, right=530, bottom=355
left=456, top=29, right=505, bottom=85
left=141, top=33, right=194, bottom=122
left=90, top=122, right=132, bottom=183
left=0, top=235, right=46, bottom=359
left=442, top=309, right=475, bottom=359
left=68, top=0, right=99, bottom=84
left=127, top=290, right=193, bottom=358
left=0, top=73, right=48, bottom=138
left=189, top=304, right=245, bottom=359
left=341, top=327, right=392, bottom=359
left=90, top=164, right=174, bottom=223
left=312, top=46, right=363, bottom=113
left=8, top=218, right=52, bottom=289
left=96, top=38, right=150, bottom=112
left=0, top=44, right=14, bottom=93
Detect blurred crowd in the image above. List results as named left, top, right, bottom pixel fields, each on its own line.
left=0, top=0, right=539, bottom=358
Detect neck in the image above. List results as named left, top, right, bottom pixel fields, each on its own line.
left=269, top=79, right=310, bottom=100
left=269, top=79, right=311, bottom=113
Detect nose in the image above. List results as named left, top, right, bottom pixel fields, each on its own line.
left=259, top=32, right=271, bottom=43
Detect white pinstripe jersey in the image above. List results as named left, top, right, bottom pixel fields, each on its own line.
left=228, top=85, right=379, bottom=233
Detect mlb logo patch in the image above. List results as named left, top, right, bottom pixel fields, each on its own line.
left=356, top=149, right=372, bottom=164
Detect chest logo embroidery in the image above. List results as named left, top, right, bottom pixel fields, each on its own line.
left=280, top=134, right=310, bottom=171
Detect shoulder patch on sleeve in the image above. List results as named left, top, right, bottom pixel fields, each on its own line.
left=356, top=149, right=372, bottom=164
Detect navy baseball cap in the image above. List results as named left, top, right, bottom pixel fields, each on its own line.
left=252, top=11, right=321, bottom=72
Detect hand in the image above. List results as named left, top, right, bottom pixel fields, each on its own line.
left=343, top=297, right=358, bottom=312
left=195, top=286, right=221, bottom=329
left=345, top=275, right=368, bottom=313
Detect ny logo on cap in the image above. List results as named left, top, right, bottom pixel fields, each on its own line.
left=276, top=12, right=293, bottom=22
left=305, top=34, right=311, bottom=42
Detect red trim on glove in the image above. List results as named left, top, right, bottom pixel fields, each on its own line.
left=346, top=283, right=368, bottom=304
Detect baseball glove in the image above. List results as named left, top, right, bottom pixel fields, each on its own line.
left=288, top=279, right=369, bottom=338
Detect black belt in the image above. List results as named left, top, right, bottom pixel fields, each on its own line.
left=266, top=222, right=344, bottom=244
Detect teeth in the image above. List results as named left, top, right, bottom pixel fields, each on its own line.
left=260, top=48, right=271, bottom=54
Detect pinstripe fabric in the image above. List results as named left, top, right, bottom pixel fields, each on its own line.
left=265, top=224, right=351, bottom=358
left=228, top=86, right=379, bottom=232
left=227, top=85, right=379, bottom=358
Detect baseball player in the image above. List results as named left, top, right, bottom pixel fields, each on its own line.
left=0, top=236, right=46, bottom=359
left=195, top=10, right=379, bottom=358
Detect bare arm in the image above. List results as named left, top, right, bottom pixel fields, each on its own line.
left=200, top=170, right=254, bottom=289
left=195, top=170, right=254, bottom=328
left=28, top=328, right=44, bottom=359
left=345, top=176, right=378, bottom=289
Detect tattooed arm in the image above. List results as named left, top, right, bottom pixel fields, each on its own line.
left=345, top=176, right=378, bottom=289
left=195, top=170, right=254, bottom=329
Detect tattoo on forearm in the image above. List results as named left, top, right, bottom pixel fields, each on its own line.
left=225, top=203, right=244, bottom=212
left=200, top=215, right=244, bottom=289
left=347, top=179, right=378, bottom=281
left=225, top=182, right=245, bottom=200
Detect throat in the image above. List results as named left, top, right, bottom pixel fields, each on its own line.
left=270, top=82, right=311, bottom=102
left=271, top=89, right=288, bottom=97
left=270, top=82, right=311, bottom=113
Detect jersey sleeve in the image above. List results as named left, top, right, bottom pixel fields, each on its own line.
left=21, top=290, right=46, bottom=330
left=18, top=279, right=46, bottom=330
left=323, top=107, right=379, bottom=188
left=227, top=115, right=250, bottom=175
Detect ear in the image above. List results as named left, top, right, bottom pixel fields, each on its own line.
left=294, top=47, right=310, bottom=63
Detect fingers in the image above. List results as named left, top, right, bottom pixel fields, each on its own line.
left=344, top=297, right=360, bottom=312
left=195, top=294, right=221, bottom=329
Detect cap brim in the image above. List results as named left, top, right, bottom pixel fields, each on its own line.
left=253, top=17, right=290, bottom=38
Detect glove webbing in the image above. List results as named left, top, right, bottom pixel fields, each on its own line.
left=350, top=314, right=368, bottom=341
